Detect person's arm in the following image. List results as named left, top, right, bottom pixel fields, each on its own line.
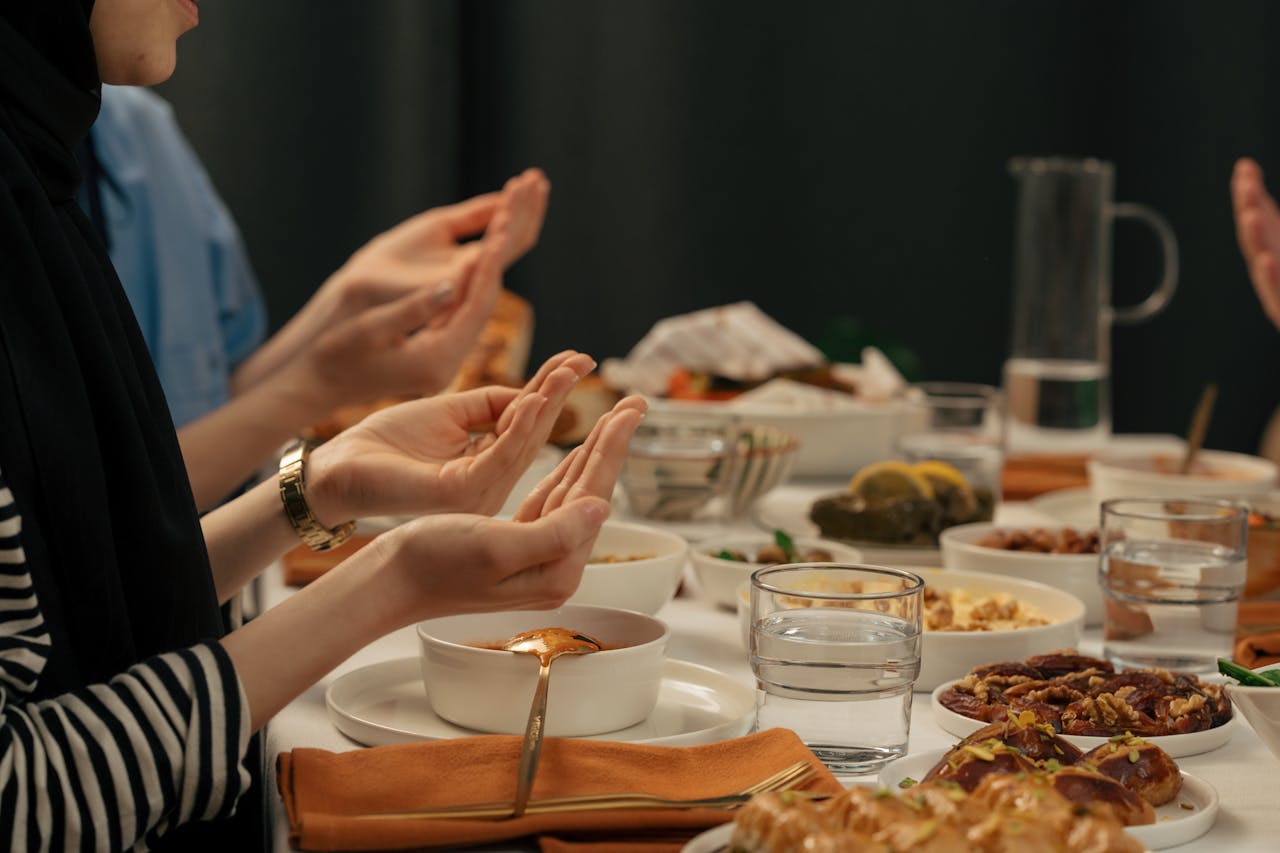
left=1231, top=157, right=1280, bottom=330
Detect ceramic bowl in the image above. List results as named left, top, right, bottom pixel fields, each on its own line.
left=939, top=522, right=1102, bottom=627
left=1225, top=662, right=1280, bottom=762
left=1088, top=448, right=1278, bottom=505
left=688, top=533, right=863, bottom=610
left=725, top=423, right=799, bottom=517
left=735, top=566, right=1085, bottom=692
left=564, top=520, right=688, bottom=616
left=417, top=604, right=669, bottom=736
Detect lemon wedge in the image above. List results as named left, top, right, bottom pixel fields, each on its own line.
left=912, top=460, right=978, bottom=517
left=848, top=461, right=935, bottom=503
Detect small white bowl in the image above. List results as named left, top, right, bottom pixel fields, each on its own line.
left=735, top=566, right=1085, bottom=692
left=1225, top=661, right=1280, bottom=763
left=566, top=521, right=689, bottom=616
left=689, top=533, right=863, bottom=610
left=1088, top=448, right=1278, bottom=505
left=939, top=522, right=1102, bottom=627
left=417, top=604, right=669, bottom=736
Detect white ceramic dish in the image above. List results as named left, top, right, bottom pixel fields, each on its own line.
left=928, top=681, right=1237, bottom=758
left=417, top=604, right=668, bottom=736
left=939, top=522, right=1103, bottom=627
left=1088, top=447, right=1278, bottom=505
left=751, top=486, right=941, bottom=567
left=878, top=749, right=1218, bottom=850
left=568, top=520, right=689, bottom=615
left=1028, top=486, right=1098, bottom=528
left=687, top=533, right=863, bottom=610
left=1224, top=661, right=1280, bottom=763
left=681, top=823, right=733, bottom=853
left=646, top=396, right=909, bottom=479
left=733, top=567, right=1084, bottom=693
left=328, top=657, right=753, bottom=748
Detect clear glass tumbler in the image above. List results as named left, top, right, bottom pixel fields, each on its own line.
left=897, top=382, right=1005, bottom=520
left=1100, top=498, right=1248, bottom=672
left=749, top=563, right=923, bottom=774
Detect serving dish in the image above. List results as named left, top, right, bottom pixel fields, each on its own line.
left=1088, top=448, right=1278, bottom=504
left=1224, top=661, right=1280, bottom=762
left=687, top=532, right=863, bottom=610
left=566, top=520, right=688, bottom=615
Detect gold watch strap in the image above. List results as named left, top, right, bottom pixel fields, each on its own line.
left=278, top=439, right=356, bottom=551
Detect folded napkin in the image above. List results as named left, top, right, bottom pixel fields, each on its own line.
left=1001, top=453, right=1092, bottom=502
left=276, top=728, right=841, bottom=852
left=281, top=534, right=378, bottom=587
left=1235, top=602, right=1280, bottom=668
left=1236, top=632, right=1280, bottom=668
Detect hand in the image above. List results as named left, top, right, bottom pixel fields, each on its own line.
left=231, top=167, right=551, bottom=400
left=1231, top=157, right=1280, bottom=329
left=376, top=396, right=647, bottom=618
left=306, top=351, right=595, bottom=525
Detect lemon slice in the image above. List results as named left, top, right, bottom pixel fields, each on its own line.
left=912, top=460, right=978, bottom=517
left=848, top=461, right=935, bottom=503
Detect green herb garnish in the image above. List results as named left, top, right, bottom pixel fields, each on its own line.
left=1218, top=658, right=1280, bottom=687
left=774, top=529, right=798, bottom=561
left=717, top=549, right=741, bottom=562
left=897, top=776, right=918, bottom=789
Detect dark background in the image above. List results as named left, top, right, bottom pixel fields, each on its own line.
left=157, top=0, right=1280, bottom=455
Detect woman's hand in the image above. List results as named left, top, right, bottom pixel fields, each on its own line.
left=230, top=167, right=551, bottom=401
left=1231, top=157, right=1280, bottom=330
left=305, top=351, right=596, bottom=525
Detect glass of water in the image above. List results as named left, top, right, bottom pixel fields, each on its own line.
left=749, top=563, right=924, bottom=774
left=1100, top=498, right=1248, bottom=673
left=897, top=382, right=1005, bottom=516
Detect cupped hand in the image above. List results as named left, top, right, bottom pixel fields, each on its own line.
left=232, top=167, right=551, bottom=400
left=1231, top=157, right=1280, bottom=329
left=306, top=351, right=595, bottom=525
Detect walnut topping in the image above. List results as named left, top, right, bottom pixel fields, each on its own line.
left=1168, top=694, right=1207, bottom=718
left=1020, top=685, right=1084, bottom=705
left=1113, top=685, right=1136, bottom=700
left=1080, top=693, right=1141, bottom=728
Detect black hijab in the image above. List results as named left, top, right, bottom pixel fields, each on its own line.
left=0, top=1, right=224, bottom=694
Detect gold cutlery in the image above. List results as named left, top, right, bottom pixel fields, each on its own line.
left=350, top=759, right=819, bottom=821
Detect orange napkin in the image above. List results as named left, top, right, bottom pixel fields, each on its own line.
left=276, top=728, right=841, bottom=851
left=1236, top=632, right=1280, bottom=668
left=1001, top=453, right=1092, bottom=502
left=1235, top=602, right=1280, bottom=668
left=281, top=534, right=378, bottom=587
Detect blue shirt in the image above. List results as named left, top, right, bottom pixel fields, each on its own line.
left=80, top=85, right=266, bottom=429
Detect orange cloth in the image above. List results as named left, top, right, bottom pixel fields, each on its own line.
left=276, top=728, right=841, bottom=851
left=1001, top=453, right=1092, bottom=502
left=1236, top=631, right=1280, bottom=668
left=281, top=534, right=378, bottom=587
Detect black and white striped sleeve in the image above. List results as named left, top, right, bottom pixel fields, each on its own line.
left=0, top=474, right=252, bottom=851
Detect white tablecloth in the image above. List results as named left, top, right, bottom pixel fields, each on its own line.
left=262, top=483, right=1280, bottom=852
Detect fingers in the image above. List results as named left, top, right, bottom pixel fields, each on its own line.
left=339, top=279, right=466, bottom=351
left=1251, top=248, right=1280, bottom=329
left=513, top=446, right=580, bottom=523
left=496, top=350, right=596, bottom=435
left=386, top=193, right=503, bottom=252
left=498, top=168, right=551, bottom=267
left=535, top=396, right=647, bottom=517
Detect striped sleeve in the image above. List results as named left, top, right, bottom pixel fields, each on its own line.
left=0, top=475, right=252, bottom=851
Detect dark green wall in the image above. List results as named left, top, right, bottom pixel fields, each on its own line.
left=158, top=0, right=1280, bottom=454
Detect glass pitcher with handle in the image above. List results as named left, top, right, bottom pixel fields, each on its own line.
left=1004, top=156, right=1178, bottom=450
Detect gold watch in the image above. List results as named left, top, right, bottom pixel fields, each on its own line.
left=277, top=439, right=356, bottom=551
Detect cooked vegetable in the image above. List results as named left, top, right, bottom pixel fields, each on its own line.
left=1217, top=658, right=1280, bottom=686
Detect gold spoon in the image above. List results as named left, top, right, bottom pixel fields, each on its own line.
left=1179, top=383, right=1218, bottom=475
left=502, top=627, right=604, bottom=818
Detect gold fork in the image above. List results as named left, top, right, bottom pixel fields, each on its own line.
left=350, top=759, right=821, bottom=821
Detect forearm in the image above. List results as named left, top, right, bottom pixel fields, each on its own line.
left=220, top=539, right=409, bottom=731
left=179, top=369, right=331, bottom=511
left=201, top=476, right=302, bottom=604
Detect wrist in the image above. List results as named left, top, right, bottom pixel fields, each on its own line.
left=277, top=439, right=355, bottom=551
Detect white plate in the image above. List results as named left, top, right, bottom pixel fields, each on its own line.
left=878, top=749, right=1218, bottom=850
left=929, top=682, right=1237, bottom=758
left=326, top=657, right=754, bottom=748
left=751, top=486, right=941, bottom=567
left=1028, top=486, right=1099, bottom=528
left=681, top=822, right=733, bottom=853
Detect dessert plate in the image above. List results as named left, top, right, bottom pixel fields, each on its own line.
left=327, top=657, right=754, bottom=748
left=750, top=486, right=941, bottom=567
left=879, top=748, right=1218, bottom=850
left=929, top=681, right=1237, bottom=758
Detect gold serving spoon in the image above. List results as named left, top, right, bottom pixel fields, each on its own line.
left=503, top=627, right=604, bottom=818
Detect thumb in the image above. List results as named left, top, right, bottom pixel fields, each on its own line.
left=492, top=497, right=612, bottom=576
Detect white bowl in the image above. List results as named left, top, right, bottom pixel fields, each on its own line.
left=689, top=533, right=863, bottom=610
left=1088, top=448, right=1278, bottom=505
left=1225, top=661, right=1280, bottom=763
left=939, top=522, right=1102, bottom=627
left=735, top=567, right=1085, bottom=692
left=566, top=521, right=689, bottom=616
left=417, top=604, right=669, bottom=736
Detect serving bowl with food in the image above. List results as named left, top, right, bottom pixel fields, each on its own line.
left=563, top=520, right=688, bottom=616
left=688, top=530, right=863, bottom=610
left=939, top=522, right=1103, bottom=626
left=735, top=566, right=1084, bottom=691
left=417, top=604, right=669, bottom=736
left=1218, top=659, right=1280, bottom=762
left=1088, top=447, right=1278, bottom=504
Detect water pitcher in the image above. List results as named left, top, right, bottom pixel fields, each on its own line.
left=1004, top=157, right=1178, bottom=449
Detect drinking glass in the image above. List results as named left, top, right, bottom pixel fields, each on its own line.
left=749, top=563, right=923, bottom=774
left=897, top=382, right=1005, bottom=517
left=619, top=411, right=739, bottom=522
left=1100, top=498, right=1248, bottom=672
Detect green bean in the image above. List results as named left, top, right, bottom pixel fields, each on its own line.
left=1261, top=670, right=1280, bottom=686
left=1217, top=658, right=1276, bottom=686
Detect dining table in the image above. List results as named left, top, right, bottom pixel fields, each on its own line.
left=261, top=444, right=1280, bottom=853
